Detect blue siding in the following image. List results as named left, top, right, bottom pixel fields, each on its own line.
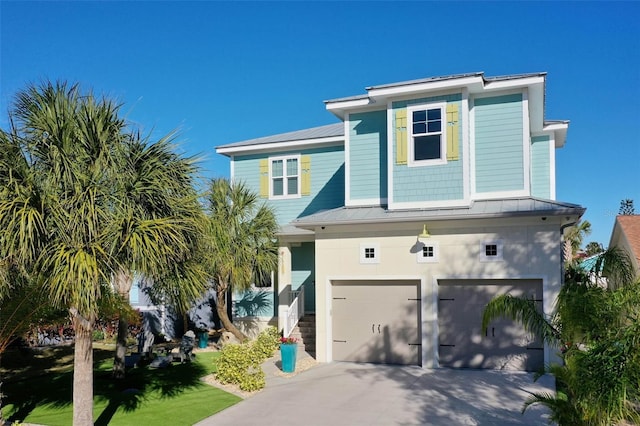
left=531, top=135, right=551, bottom=198
left=291, top=242, right=315, bottom=313
left=233, top=145, right=345, bottom=225
left=349, top=110, right=388, bottom=201
left=474, top=93, right=524, bottom=193
left=392, top=94, right=464, bottom=203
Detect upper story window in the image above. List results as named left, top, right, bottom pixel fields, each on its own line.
left=408, top=102, right=447, bottom=166
left=271, top=156, right=300, bottom=199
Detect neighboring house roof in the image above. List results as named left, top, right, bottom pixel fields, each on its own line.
left=291, top=197, right=585, bottom=228
left=609, top=215, right=640, bottom=271
left=217, top=123, right=344, bottom=154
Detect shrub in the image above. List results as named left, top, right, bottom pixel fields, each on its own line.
left=92, top=330, right=105, bottom=341
left=215, top=343, right=265, bottom=391
left=252, top=326, right=280, bottom=360
left=214, top=327, right=280, bottom=392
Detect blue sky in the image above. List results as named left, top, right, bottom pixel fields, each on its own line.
left=1, top=1, right=638, bottom=247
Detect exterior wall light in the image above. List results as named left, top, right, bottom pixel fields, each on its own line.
left=418, top=224, right=430, bottom=240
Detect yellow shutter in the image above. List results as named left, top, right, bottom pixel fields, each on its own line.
left=301, top=155, right=311, bottom=195
left=259, top=159, right=269, bottom=198
left=446, top=103, right=460, bottom=161
left=395, top=109, right=407, bottom=164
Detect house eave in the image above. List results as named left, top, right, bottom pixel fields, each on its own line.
left=216, top=135, right=344, bottom=156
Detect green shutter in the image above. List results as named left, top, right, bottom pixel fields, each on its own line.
left=301, top=155, right=311, bottom=195
left=446, top=103, right=459, bottom=161
left=259, top=159, right=269, bottom=198
left=395, top=109, right=407, bottom=164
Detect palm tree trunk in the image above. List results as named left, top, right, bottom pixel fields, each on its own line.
left=112, top=318, right=128, bottom=379
left=112, top=269, right=133, bottom=379
left=215, top=286, right=246, bottom=341
left=72, top=312, right=94, bottom=426
left=0, top=352, right=4, bottom=425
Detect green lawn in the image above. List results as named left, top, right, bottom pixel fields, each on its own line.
left=1, top=345, right=241, bottom=425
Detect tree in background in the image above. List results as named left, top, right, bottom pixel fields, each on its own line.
left=619, top=199, right=635, bottom=215
left=202, top=178, right=278, bottom=341
left=0, top=81, right=204, bottom=425
left=584, top=241, right=604, bottom=257
left=483, top=248, right=639, bottom=425
left=563, top=220, right=592, bottom=264
left=109, top=134, right=207, bottom=379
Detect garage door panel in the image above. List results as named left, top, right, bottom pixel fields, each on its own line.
left=332, top=281, right=420, bottom=366
left=438, top=279, right=543, bottom=372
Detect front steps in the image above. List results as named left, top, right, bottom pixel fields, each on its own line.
left=288, top=314, right=316, bottom=358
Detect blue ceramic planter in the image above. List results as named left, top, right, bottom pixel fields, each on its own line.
left=280, top=343, right=297, bottom=373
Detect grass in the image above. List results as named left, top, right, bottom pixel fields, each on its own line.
left=1, top=344, right=242, bottom=425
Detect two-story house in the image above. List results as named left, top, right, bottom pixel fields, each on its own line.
left=216, top=72, right=585, bottom=371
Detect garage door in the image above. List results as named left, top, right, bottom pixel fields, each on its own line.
left=438, top=279, right=543, bottom=371
left=332, top=280, right=421, bottom=365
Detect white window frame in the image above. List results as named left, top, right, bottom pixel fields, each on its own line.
left=269, top=154, right=301, bottom=199
left=417, top=241, right=439, bottom=263
left=407, top=102, right=447, bottom=167
left=479, top=240, right=504, bottom=262
left=360, top=242, right=380, bottom=264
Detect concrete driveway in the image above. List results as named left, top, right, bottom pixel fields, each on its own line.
left=196, top=361, right=554, bottom=426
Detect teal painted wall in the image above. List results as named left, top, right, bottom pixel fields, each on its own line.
left=233, top=145, right=345, bottom=225
left=291, top=242, right=315, bottom=313
left=474, top=94, right=525, bottom=193
left=233, top=289, right=276, bottom=317
left=349, top=110, right=388, bottom=201
left=531, top=135, right=551, bottom=199
left=392, top=94, right=464, bottom=203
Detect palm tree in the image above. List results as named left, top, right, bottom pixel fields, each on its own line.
left=0, top=81, right=203, bottom=425
left=482, top=248, right=640, bottom=425
left=202, top=178, right=278, bottom=341
left=109, top=133, right=208, bottom=379
left=563, top=220, right=591, bottom=264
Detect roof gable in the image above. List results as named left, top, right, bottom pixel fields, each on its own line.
left=611, top=215, right=640, bottom=265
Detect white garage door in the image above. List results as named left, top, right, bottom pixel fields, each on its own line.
left=332, top=280, right=421, bottom=365
left=438, top=279, right=544, bottom=371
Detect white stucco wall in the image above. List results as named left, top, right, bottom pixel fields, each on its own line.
left=313, top=216, right=564, bottom=368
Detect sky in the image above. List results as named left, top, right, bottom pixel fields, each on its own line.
left=1, top=1, right=638, bottom=247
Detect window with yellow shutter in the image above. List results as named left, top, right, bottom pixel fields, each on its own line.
left=405, top=101, right=459, bottom=166
left=266, top=154, right=302, bottom=199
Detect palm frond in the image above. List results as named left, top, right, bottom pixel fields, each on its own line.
left=482, top=294, right=560, bottom=346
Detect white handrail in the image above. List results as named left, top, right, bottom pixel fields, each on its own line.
left=283, top=285, right=305, bottom=337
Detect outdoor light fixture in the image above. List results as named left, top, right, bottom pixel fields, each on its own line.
left=418, top=224, right=430, bottom=240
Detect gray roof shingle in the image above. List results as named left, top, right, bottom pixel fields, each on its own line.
left=217, top=122, right=344, bottom=151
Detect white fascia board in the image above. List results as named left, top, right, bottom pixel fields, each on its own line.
left=368, top=76, right=484, bottom=99
left=325, top=97, right=372, bottom=112
left=216, top=136, right=344, bottom=156
left=542, top=122, right=569, bottom=148
left=482, top=76, right=545, bottom=92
